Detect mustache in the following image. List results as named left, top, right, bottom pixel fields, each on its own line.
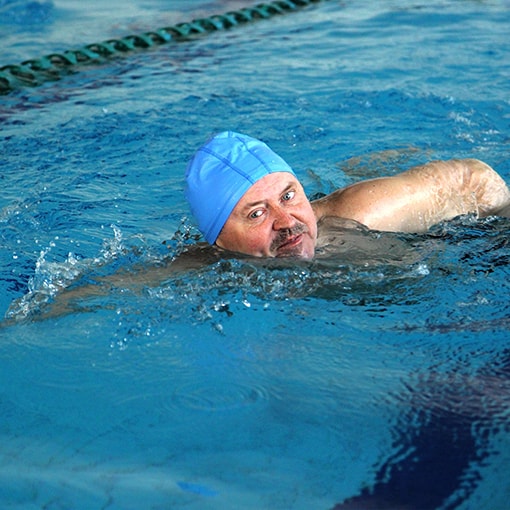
left=270, top=223, right=308, bottom=251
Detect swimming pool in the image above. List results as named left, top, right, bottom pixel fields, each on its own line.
left=1, top=0, right=510, bottom=508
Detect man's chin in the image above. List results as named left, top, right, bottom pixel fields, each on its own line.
left=274, top=241, right=315, bottom=259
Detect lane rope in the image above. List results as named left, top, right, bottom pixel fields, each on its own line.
left=0, top=0, right=327, bottom=95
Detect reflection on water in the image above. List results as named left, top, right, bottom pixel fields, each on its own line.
left=333, top=351, right=510, bottom=510
left=2, top=214, right=510, bottom=509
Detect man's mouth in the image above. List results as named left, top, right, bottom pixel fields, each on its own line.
left=272, top=228, right=309, bottom=257
left=270, top=224, right=309, bottom=257
left=277, top=234, right=303, bottom=252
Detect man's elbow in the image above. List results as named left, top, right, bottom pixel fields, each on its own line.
left=463, top=158, right=510, bottom=217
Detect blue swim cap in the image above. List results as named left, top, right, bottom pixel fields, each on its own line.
left=185, top=131, right=296, bottom=244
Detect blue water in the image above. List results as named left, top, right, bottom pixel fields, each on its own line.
left=1, top=1, right=510, bottom=509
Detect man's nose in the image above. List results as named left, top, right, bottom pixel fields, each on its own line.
left=272, top=207, right=296, bottom=230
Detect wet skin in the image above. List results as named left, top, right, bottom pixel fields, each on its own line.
left=215, top=159, right=510, bottom=259
left=216, top=172, right=318, bottom=259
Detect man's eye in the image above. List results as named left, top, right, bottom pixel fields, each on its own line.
left=282, top=190, right=295, bottom=201
left=249, top=210, right=263, bottom=219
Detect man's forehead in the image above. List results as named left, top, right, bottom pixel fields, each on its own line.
left=239, top=173, right=299, bottom=206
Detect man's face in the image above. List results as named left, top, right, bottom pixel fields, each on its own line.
left=216, top=172, right=317, bottom=258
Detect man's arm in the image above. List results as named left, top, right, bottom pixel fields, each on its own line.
left=312, top=159, right=510, bottom=233
left=3, top=243, right=222, bottom=325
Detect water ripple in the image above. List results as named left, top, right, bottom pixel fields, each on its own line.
left=170, top=379, right=272, bottom=413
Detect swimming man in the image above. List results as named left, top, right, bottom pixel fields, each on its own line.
left=186, top=131, right=510, bottom=259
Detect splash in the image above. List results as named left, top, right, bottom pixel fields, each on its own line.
left=4, top=219, right=433, bottom=326
left=5, top=225, right=129, bottom=321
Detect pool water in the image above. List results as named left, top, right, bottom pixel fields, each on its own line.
left=1, top=1, right=510, bottom=509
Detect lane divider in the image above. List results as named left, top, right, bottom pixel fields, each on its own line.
left=0, top=0, right=327, bottom=95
